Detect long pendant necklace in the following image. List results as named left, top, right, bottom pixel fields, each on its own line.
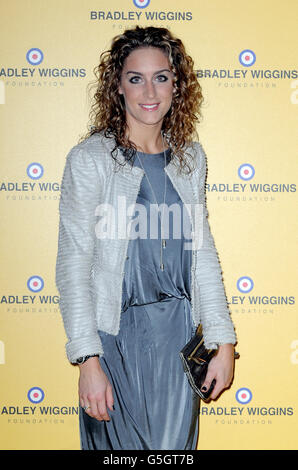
left=136, top=130, right=168, bottom=271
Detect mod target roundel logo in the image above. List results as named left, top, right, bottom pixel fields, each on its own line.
left=239, top=49, right=256, bottom=67
left=27, top=387, right=45, bottom=404
left=27, top=275, right=44, bottom=292
left=27, top=162, right=44, bottom=180
left=133, top=0, right=150, bottom=8
left=26, top=48, right=44, bottom=66
left=238, top=163, right=255, bottom=181
left=236, top=388, right=252, bottom=404
left=237, top=276, right=254, bottom=293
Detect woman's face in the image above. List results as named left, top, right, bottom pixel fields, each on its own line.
left=118, top=46, right=175, bottom=130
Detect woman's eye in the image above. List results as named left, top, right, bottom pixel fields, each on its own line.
left=129, top=75, right=168, bottom=84
left=156, top=75, right=168, bottom=82
left=129, top=76, right=141, bottom=84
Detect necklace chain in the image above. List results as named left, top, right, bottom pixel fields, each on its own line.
left=135, top=130, right=168, bottom=271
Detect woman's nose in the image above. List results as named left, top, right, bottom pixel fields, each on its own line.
left=144, top=81, right=156, bottom=99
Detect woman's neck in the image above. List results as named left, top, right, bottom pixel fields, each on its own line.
left=125, top=125, right=168, bottom=154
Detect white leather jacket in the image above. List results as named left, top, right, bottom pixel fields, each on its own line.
left=55, top=131, right=237, bottom=363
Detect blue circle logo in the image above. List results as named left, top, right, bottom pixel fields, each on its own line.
left=133, top=0, right=150, bottom=8
left=27, top=387, right=45, bottom=404
left=237, top=276, right=254, bottom=293
left=26, top=48, right=44, bottom=66
left=27, top=275, right=44, bottom=292
left=236, top=387, right=252, bottom=404
left=27, top=162, right=44, bottom=180
left=238, top=163, right=255, bottom=181
left=239, top=49, right=256, bottom=67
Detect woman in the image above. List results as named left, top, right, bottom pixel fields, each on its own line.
left=55, top=26, right=237, bottom=450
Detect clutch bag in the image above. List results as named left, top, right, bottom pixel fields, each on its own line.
left=180, top=324, right=239, bottom=401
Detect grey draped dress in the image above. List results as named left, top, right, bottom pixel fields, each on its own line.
left=79, top=147, right=200, bottom=450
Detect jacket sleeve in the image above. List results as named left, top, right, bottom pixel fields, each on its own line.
left=55, top=144, right=104, bottom=363
left=196, top=142, right=237, bottom=349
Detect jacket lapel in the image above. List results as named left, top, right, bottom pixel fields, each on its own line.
left=100, top=131, right=199, bottom=205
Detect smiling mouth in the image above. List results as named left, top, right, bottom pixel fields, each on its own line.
left=139, top=103, right=160, bottom=111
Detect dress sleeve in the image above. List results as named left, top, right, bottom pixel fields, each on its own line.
left=55, top=145, right=104, bottom=363
left=195, top=142, right=237, bottom=349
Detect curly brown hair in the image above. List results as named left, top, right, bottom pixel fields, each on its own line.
left=79, top=25, right=204, bottom=174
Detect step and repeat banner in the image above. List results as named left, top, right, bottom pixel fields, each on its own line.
left=0, top=0, right=297, bottom=450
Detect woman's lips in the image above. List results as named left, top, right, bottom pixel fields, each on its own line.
left=139, top=103, right=160, bottom=111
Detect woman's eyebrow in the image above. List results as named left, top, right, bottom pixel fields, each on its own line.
left=126, top=69, right=172, bottom=75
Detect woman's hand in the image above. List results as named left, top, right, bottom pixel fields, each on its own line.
left=78, top=356, right=114, bottom=421
left=201, top=343, right=235, bottom=400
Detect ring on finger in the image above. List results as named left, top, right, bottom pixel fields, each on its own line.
left=83, top=405, right=91, bottom=411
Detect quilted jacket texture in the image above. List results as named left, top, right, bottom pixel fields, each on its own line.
left=55, top=131, right=237, bottom=363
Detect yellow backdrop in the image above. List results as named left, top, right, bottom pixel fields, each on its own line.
left=0, top=0, right=297, bottom=450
